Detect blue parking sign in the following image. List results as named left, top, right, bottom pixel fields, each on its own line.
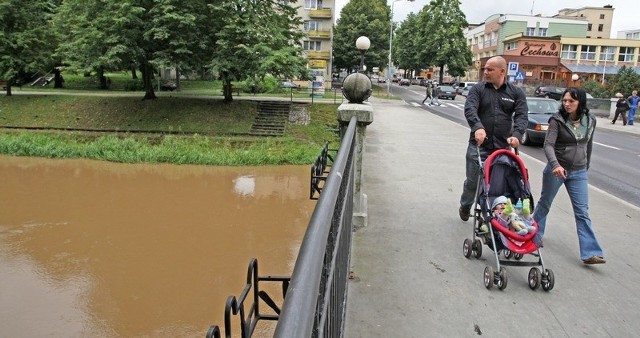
left=507, top=62, right=519, bottom=75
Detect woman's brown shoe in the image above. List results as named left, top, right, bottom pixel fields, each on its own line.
left=583, top=256, right=606, bottom=265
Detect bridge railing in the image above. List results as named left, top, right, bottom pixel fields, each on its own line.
left=206, top=116, right=357, bottom=338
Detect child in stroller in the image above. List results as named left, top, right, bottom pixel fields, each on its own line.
left=492, top=196, right=534, bottom=236
left=462, top=148, right=554, bottom=291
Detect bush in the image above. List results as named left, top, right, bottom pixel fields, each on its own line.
left=580, top=79, right=609, bottom=98
left=124, top=79, right=144, bottom=91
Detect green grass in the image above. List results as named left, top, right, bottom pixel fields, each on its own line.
left=0, top=94, right=341, bottom=165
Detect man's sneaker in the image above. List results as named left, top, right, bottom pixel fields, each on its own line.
left=459, top=206, right=470, bottom=221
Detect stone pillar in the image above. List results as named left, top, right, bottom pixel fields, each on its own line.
left=609, top=98, right=617, bottom=119
left=338, top=73, right=373, bottom=228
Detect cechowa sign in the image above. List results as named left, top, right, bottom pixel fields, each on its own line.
left=519, top=42, right=559, bottom=57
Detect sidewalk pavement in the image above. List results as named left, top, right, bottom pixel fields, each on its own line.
left=345, top=96, right=640, bottom=337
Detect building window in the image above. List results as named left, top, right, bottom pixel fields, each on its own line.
left=587, top=24, right=592, bottom=31
left=598, top=24, right=604, bottom=32
left=600, top=14, right=605, bottom=19
left=526, top=27, right=535, bottom=36
left=618, top=47, right=635, bottom=62
left=580, top=45, right=597, bottom=60
left=506, top=42, right=517, bottom=50
left=538, top=28, right=547, bottom=37
left=304, top=21, right=321, bottom=31
left=304, top=0, right=322, bottom=9
left=600, top=46, right=615, bottom=61
left=561, top=45, right=578, bottom=60
left=303, top=40, right=322, bottom=51
left=627, top=32, right=640, bottom=39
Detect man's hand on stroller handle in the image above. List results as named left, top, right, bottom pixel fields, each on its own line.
left=475, top=128, right=487, bottom=145
left=473, top=128, right=520, bottom=148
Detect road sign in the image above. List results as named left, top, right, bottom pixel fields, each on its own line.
left=508, top=62, right=519, bottom=76
left=514, top=71, right=525, bottom=81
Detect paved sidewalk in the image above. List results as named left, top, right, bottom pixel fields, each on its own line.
left=345, top=96, right=640, bottom=337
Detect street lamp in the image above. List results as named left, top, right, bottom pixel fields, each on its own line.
left=356, top=36, right=371, bottom=73
left=388, top=0, right=415, bottom=95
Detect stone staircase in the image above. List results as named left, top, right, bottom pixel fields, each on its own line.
left=249, top=101, right=292, bottom=136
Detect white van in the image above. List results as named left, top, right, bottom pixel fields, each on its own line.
left=456, top=81, right=477, bottom=94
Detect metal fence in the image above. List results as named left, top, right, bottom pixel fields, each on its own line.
left=207, top=116, right=357, bottom=338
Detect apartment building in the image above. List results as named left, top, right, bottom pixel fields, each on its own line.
left=555, top=5, right=614, bottom=39
left=295, top=0, right=334, bottom=80
left=464, top=5, right=640, bottom=85
left=465, top=13, right=587, bottom=80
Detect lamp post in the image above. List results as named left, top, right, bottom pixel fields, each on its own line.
left=387, top=0, right=415, bottom=95
left=602, top=57, right=607, bottom=85
left=356, top=36, right=370, bottom=73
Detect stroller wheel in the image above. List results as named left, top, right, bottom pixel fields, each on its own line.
left=472, top=239, right=483, bottom=258
left=542, top=269, right=555, bottom=291
left=463, top=239, right=473, bottom=258
left=503, top=250, right=512, bottom=259
left=497, top=267, right=508, bottom=290
left=528, top=267, right=541, bottom=290
left=514, top=253, right=523, bottom=260
left=483, top=266, right=494, bottom=289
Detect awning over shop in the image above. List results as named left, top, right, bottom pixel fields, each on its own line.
left=561, top=62, right=640, bottom=75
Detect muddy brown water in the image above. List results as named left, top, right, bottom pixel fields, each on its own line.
left=0, top=155, right=315, bottom=337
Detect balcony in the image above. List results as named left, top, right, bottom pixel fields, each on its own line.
left=309, top=9, right=332, bottom=19
left=307, top=29, right=331, bottom=39
left=306, top=51, right=331, bottom=59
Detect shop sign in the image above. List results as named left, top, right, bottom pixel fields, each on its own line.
left=520, top=42, right=559, bottom=57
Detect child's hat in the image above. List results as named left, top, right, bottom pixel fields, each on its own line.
left=491, top=196, right=508, bottom=210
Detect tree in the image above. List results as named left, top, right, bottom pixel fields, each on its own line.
left=393, top=13, right=420, bottom=77
left=0, top=0, right=57, bottom=96
left=55, top=0, right=213, bottom=99
left=208, top=0, right=307, bottom=103
left=606, top=66, right=640, bottom=97
left=414, top=0, right=472, bottom=83
left=332, top=0, right=390, bottom=73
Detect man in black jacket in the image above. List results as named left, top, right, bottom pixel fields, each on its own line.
left=458, top=56, right=529, bottom=221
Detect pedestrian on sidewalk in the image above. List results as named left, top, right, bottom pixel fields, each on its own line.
left=626, top=90, right=639, bottom=125
left=532, top=87, right=606, bottom=265
left=421, top=82, right=433, bottom=104
left=612, top=92, right=628, bottom=125
left=458, top=56, right=528, bottom=221
left=429, top=83, right=442, bottom=106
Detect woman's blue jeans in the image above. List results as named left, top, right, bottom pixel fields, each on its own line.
left=533, top=164, right=604, bottom=260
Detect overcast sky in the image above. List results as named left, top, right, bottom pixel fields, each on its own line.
left=334, top=0, right=637, bottom=38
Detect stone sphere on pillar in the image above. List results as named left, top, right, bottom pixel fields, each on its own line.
left=342, top=73, right=372, bottom=104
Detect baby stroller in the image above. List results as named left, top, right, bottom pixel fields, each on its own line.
left=462, top=148, right=554, bottom=291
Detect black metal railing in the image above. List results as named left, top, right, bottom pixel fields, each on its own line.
left=310, top=142, right=336, bottom=200
left=206, top=116, right=357, bottom=338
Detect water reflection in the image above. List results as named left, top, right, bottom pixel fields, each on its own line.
left=0, top=155, right=314, bottom=337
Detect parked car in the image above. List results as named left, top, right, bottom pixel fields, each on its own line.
left=281, top=81, right=299, bottom=89
left=411, top=76, right=425, bottom=85
left=377, top=77, right=387, bottom=83
left=520, top=97, right=561, bottom=145
left=460, top=86, right=470, bottom=97
left=437, top=85, right=457, bottom=100
left=534, top=86, right=565, bottom=100
left=419, top=79, right=429, bottom=86
left=456, top=81, right=477, bottom=94
left=399, top=78, right=410, bottom=86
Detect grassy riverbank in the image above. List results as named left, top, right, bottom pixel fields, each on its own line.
left=0, top=94, right=341, bottom=165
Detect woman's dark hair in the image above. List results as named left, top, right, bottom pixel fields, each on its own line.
left=559, top=87, right=589, bottom=120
